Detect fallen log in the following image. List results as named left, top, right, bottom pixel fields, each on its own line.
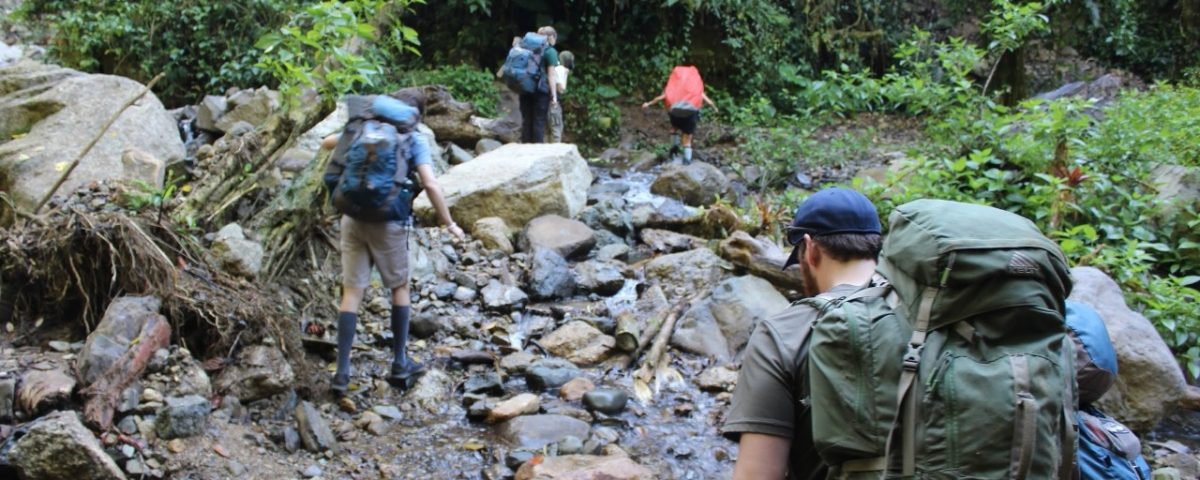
left=718, top=231, right=805, bottom=291
left=81, top=315, right=172, bottom=430
left=632, top=293, right=699, bottom=377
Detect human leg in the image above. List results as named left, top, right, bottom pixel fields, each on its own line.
left=362, top=221, right=423, bottom=385
left=519, top=93, right=536, bottom=142
left=333, top=216, right=372, bottom=393
left=548, top=101, right=564, bottom=143
left=531, top=92, right=551, bottom=142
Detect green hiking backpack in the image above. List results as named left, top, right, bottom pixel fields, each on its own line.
left=804, top=199, right=1077, bottom=479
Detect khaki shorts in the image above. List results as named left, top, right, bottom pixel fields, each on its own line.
left=340, top=216, right=409, bottom=289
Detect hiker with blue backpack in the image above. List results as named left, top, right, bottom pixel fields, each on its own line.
left=724, top=188, right=1078, bottom=479
left=319, top=93, right=465, bottom=394
left=1066, top=300, right=1153, bottom=479
left=502, top=26, right=560, bottom=143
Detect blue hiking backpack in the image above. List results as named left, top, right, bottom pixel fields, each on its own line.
left=503, top=32, right=549, bottom=94
left=1066, top=300, right=1152, bottom=480
left=329, top=95, right=422, bottom=222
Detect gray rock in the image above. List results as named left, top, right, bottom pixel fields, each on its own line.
left=594, top=244, right=631, bottom=263
left=0, top=375, right=13, bottom=422
left=453, top=287, right=477, bottom=302
left=213, top=345, right=296, bottom=402
left=371, top=405, right=403, bottom=421
left=481, top=280, right=529, bottom=312
left=447, top=142, right=475, bottom=165
left=573, top=260, right=625, bottom=296
left=282, top=426, right=301, bottom=453
left=7, top=410, right=126, bottom=480
left=293, top=401, right=338, bottom=453
left=407, top=368, right=453, bottom=413
left=464, top=372, right=505, bottom=395
left=640, top=228, right=706, bottom=254
left=579, top=198, right=633, bottom=235
left=413, top=144, right=592, bottom=229
left=527, top=248, right=576, bottom=300
left=77, top=296, right=168, bottom=386
left=1069, top=266, right=1187, bottom=432
left=195, top=95, right=227, bottom=132
left=393, top=85, right=479, bottom=145
left=215, top=87, right=278, bottom=132
left=671, top=275, right=789, bottom=361
left=433, top=281, right=458, bottom=299
left=582, top=388, right=629, bottom=414
left=475, top=138, right=503, bottom=155
left=210, top=223, right=264, bottom=279
left=524, top=359, right=581, bottom=391
left=116, top=416, right=137, bottom=435
left=0, top=62, right=182, bottom=210
left=650, top=161, right=731, bottom=207
left=695, top=365, right=739, bottom=392
left=644, top=248, right=730, bottom=300
left=302, top=465, right=322, bottom=478
left=117, top=386, right=140, bottom=413
left=154, top=395, right=211, bottom=439
left=557, top=435, right=584, bottom=454
left=410, top=310, right=442, bottom=339
left=498, top=414, right=591, bottom=449
left=522, top=215, right=597, bottom=260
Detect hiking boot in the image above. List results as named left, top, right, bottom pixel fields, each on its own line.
left=389, top=357, right=425, bottom=389
left=331, top=373, right=349, bottom=395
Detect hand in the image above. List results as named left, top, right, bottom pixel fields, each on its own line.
left=641, top=102, right=650, bottom=109
left=447, top=223, right=466, bottom=242
left=551, top=98, right=559, bottom=106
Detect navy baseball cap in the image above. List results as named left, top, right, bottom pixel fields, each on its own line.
left=782, top=188, right=881, bottom=269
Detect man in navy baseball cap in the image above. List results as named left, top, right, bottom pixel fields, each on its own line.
left=723, top=187, right=884, bottom=479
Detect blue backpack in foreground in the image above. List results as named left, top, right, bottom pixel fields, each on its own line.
left=328, top=95, right=422, bottom=222
left=1066, top=300, right=1152, bottom=480
left=503, top=32, right=548, bottom=94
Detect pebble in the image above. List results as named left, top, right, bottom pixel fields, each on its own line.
left=47, top=340, right=73, bottom=352
left=371, top=405, right=402, bottom=421
left=141, top=388, right=163, bottom=403
left=557, top=435, right=584, bottom=454
left=302, top=465, right=322, bottom=478
left=583, top=388, right=629, bottom=415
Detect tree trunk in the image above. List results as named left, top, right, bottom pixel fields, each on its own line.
left=995, top=46, right=1029, bottom=106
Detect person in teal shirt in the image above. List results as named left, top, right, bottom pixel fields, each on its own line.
left=519, top=26, right=560, bottom=143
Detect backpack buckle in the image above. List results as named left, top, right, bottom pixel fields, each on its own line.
left=903, top=344, right=923, bottom=371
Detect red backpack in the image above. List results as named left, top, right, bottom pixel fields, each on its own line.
left=663, top=66, right=704, bottom=118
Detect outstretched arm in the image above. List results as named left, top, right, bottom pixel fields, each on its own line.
left=415, top=164, right=465, bottom=240
left=702, top=93, right=719, bottom=113
left=642, top=93, right=666, bottom=109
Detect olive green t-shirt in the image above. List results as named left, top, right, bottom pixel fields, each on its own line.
left=722, top=283, right=865, bottom=480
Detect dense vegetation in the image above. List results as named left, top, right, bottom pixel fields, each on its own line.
left=12, top=0, right=1200, bottom=371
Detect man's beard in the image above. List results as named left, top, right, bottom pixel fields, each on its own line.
left=801, top=263, right=819, bottom=298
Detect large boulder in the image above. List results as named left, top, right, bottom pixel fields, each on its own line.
left=522, top=214, right=596, bottom=259
left=1150, top=164, right=1200, bottom=235
left=412, top=143, right=592, bottom=229
left=515, top=454, right=655, bottom=480
left=7, top=410, right=126, bottom=480
left=214, top=87, right=279, bottom=133
left=670, top=275, right=789, bottom=361
left=644, top=248, right=730, bottom=300
left=1069, top=266, right=1187, bottom=432
left=213, top=345, right=296, bottom=402
left=393, top=85, right=481, bottom=146
left=0, top=61, right=183, bottom=209
left=650, top=161, right=731, bottom=207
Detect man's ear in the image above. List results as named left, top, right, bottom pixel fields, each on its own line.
left=804, top=235, right=821, bottom=267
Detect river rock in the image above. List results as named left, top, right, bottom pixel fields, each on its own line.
left=447, top=142, right=474, bottom=165
left=650, top=161, right=731, bottom=207
left=408, top=368, right=453, bottom=412
left=522, top=215, right=597, bottom=259
left=573, top=260, right=625, bottom=296
left=481, top=280, right=529, bottom=312
left=580, top=197, right=633, bottom=235
left=0, top=61, right=182, bottom=210
left=501, top=352, right=537, bottom=374
left=465, top=372, right=504, bottom=395
left=154, top=395, right=211, bottom=439
left=7, top=410, right=126, bottom=480
left=213, top=345, right=296, bottom=402
left=210, top=223, right=264, bottom=279
left=671, top=275, right=789, bottom=361
left=215, top=87, right=279, bottom=133
left=77, top=296, right=168, bottom=386
left=486, top=393, right=540, bottom=424
left=16, top=367, right=75, bottom=415
left=473, top=217, right=514, bottom=254
left=476, top=138, right=503, bottom=155
left=582, top=388, right=628, bottom=415
left=293, top=401, right=337, bottom=453
left=527, top=248, right=576, bottom=300
left=541, top=321, right=616, bottom=366
left=499, top=414, right=591, bottom=449
left=695, top=365, right=739, bottom=392
left=640, top=229, right=706, bottom=253
left=413, top=143, right=592, bottom=228
left=559, top=377, right=596, bottom=402
left=644, top=248, right=730, bottom=300
left=195, top=95, right=227, bottom=132
left=595, top=244, right=630, bottom=263
left=514, top=454, right=654, bottom=480
left=525, top=359, right=581, bottom=391
left=1069, top=266, right=1187, bottom=432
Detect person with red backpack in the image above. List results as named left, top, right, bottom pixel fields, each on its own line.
left=641, top=65, right=718, bottom=164
left=319, top=92, right=465, bottom=394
